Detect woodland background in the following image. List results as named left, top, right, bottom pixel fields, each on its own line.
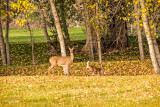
left=0, top=0, right=160, bottom=106
left=0, top=0, right=160, bottom=75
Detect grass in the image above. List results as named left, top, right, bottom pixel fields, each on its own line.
left=0, top=76, right=160, bottom=106
left=4, top=27, right=86, bottom=43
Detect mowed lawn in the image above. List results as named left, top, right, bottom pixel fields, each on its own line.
left=0, top=76, right=160, bottom=106
left=5, top=27, right=86, bottom=43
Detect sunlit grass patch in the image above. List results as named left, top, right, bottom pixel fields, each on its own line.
left=0, top=76, right=160, bottom=106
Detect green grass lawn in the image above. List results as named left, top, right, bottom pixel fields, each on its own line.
left=0, top=76, right=160, bottom=107
left=4, top=27, right=86, bottom=43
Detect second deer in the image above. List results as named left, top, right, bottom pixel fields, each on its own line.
left=48, top=47, right=74, bottom=76
left=86, top=61, right=102, bottom=76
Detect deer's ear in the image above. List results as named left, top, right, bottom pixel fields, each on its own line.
left=68, top=47, right=71, bottom=50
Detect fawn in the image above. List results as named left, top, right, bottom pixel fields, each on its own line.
left=86, top=61, right=102, bottom=76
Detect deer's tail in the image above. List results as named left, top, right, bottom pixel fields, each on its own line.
left=87, top=61, right=89, bottom=68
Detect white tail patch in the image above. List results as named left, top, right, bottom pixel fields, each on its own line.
left=87, top=61, right=89, bottom=68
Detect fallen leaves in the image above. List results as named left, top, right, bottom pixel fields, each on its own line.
left=0, top=60, right=154, bottom=76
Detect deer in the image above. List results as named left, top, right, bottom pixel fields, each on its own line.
left=86, top=61, right=102, bottom=76
left=48, top=47, right=74, bottom=76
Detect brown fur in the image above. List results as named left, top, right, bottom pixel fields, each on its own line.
left=48, top=47, right=74, bottom=75
left=86, top=62, right=102, bottom=76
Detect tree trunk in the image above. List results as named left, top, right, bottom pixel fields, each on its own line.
left=27, top=21, right=35, bottom=65
left=115, top=20, right=128, bottom=52
left=108, top=16, right=128, bottom=51
left=0, top=12, right=7, bottom=66
left=149, top=16, right=160, bottom=66
left=96, top=2, right=104, bottom=76
left=5, top=0, right=11, bottom=65
left=60, top=1, right=70, bottom=43
left=134, top=3, right=144, bottom=60
left=39, top=6, right=57, bottom=54
left=50, top=0, right=66, bottom=56
left=81, top=0, right=94, bottom=61
left=62, top=17, right=70, bottom=43
left=152, top=34, right=160, bottom=67
left=130, top=24, right=133, bottom=34
left=139, top=0, right=160, bottom=75
left=50, top=0, right=69, bottom=75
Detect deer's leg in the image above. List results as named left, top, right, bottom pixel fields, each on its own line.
left=68, top=66, right=71, bottom=76
left=86, top=68, right=89, bottom=76
left=66, top=65, right=70, bottom=76
left=48, top=64, right=55, bottom=75
left=63, top=65, right=67, bottom=76
left=87, top=69, right=91, bottom=76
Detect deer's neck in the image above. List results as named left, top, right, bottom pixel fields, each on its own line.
left=70, top=52, right=74, bottom=60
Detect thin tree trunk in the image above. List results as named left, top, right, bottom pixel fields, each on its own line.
left=85, top=0, right=94, bottom=61
left=149, top=16, right=160, bottom=66
left=108, top=16, right=128, bottom=51
left=39, top=6, right=57, bottom=54
left=134, top=3, right=144, bottom=60
left=5, top=0, right=11, bottom=65
left=131, top=24, right=133, bottom=34
left=27, top=21, right=35, bottom=65
left=139, top=0, right=160, bottom=75
left=152, top=35, right=160, bottom=66
left=62, top=18, right=70, bottom=43
left=0, top=9, right=7, bottom=66
left=50, top=0, right=69, bottom=75
left=60, top=1, right=70, bottom=43
left=96, top=2, right=104, bottom=76
left=81, top=0, right=94, bottom=61
left=0, top=21, right=7, bottom=66
left=50, top=0, right=66, bottom=56
left=150, top=25, right=160, bottom=66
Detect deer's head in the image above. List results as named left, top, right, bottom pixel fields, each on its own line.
left=68, top=47, right=74, bottom=53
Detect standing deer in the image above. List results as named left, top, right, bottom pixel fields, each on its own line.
left=86, top=61, right=102, bottom=76
left=48, top=47, right=74, bottom=76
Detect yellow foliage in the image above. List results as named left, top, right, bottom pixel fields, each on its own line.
left=106, top=1, right=108, bottom=7
left=4, top=2, right=7, bottom=5
left=134, top=21, right=138, bottom=25
left=150, top=25, right=154, bottom=29
left=133, top=0, right=139, bottom=4
left=11, top=0, right=36, bottom=27
left=88, top=4, right=95, bottom=9
left=122, top=17, right=127, bottom=21
left=140, top=23, right=143, bottom=26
